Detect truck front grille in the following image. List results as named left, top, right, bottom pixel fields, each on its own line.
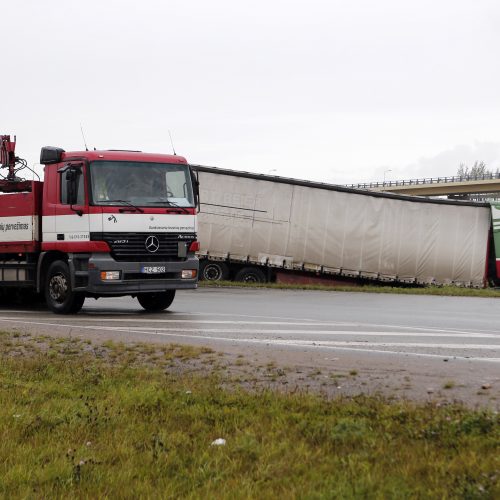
left=90, top=232, right=196, bottom=262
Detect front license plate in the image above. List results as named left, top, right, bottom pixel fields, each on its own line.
left=141, top=266, right=166, bottom=274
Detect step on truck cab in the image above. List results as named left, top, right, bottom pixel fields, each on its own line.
left=0, top=135, right=200, bottom=314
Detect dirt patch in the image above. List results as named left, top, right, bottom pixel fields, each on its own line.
left=2, top=328, right=499, bottom=409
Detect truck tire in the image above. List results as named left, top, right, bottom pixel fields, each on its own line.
left=45, top=260, right=85, bottom=314
left=199, top=260, right=229, bottom=281
left=137, top=290, right=175, bottom=312
left=234, top=266, right=266, bottom=283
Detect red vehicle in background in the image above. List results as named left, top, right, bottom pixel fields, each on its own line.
left=0, top=135, right=199, bottom=314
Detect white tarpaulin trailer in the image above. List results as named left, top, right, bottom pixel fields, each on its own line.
left=194, top=166, right=491, bottom=287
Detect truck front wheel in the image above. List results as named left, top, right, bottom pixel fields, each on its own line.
left=137, top=290, right=175, bottom=312
left=45, top=260, right=85, bottom=314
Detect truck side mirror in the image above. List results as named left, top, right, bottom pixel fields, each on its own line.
left=58, top=163, right=83, bottom=215
left=189, top=166, right=200, bottom=209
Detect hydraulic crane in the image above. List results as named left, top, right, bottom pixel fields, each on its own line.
left=0, top=135, right=34, bottom=192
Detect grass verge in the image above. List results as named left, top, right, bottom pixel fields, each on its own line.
left=199, top=279, right=500, bottom=298
left=1, top=332, right=499, bottom=498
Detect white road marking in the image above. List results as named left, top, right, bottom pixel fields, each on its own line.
left=78, top=318, right=360, bottom=327
left=3, top=314, right=500, bottom=336
left=269, top=340, right=500, bottom=350
left=82, top=310, right=334, bottom=323
left=1, top=315, right=499, bottom=338
left=91, top=326, right=500, bottom=339
left=1, top=317, right=499, bottom=364
left=96, top=319, right=500, bottom=336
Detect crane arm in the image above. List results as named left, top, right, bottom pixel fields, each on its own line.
left=0, top=135, right=17, bottom=178
left=0, top=134, right=33, bottom=192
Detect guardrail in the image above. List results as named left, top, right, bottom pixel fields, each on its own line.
left=347, top=172, right=500, bottom=190
left=467, top=194, right=500, bottom=202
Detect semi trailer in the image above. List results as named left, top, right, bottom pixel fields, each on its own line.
left=194, top=165, right=497, bottom=288
left=0, top=135, right=200, bottom=314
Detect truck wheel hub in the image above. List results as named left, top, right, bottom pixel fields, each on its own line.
left=49, top=274, right=68, bottom=302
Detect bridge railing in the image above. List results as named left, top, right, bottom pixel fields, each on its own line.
left=466, top=194, right=500, bottom=202
left=347, top=172, right=500, bottom=189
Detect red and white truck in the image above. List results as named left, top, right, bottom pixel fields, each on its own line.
left=0, top=135, right=199, bottom=314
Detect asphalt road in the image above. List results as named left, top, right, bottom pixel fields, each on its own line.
left=1, top=287, right=499, bottom=405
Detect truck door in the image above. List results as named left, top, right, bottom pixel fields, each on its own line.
left=54, top=163, right=90, bottom=244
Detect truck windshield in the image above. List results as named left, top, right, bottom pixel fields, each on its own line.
left=89, top=161, right=195, bottom=207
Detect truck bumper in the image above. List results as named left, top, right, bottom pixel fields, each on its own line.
left=72, top=253, right=198, bottom=295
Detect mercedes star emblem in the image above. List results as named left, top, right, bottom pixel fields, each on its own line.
left=145, top=235, right=160, bottom=253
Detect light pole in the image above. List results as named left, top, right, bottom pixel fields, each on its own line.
left=383, top=169, right=392, bottom=185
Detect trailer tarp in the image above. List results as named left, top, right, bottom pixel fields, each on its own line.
left=197, top=169, right=491, bottom=287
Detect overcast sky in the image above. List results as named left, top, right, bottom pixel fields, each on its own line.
left=2, top=0, right=500, bottom=184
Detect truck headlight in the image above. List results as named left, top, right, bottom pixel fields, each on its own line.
left=100, top=271, right=121, bottom=280
left=181, top=270, right=197, bottom=279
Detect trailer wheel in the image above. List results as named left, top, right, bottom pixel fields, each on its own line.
left=137, top=290, right=175, bottom=312
left=200, top=261, right=229, bottom=281
left=234, top=267, right=266, bottom=283
left=45, top=260, right=85, bottom=314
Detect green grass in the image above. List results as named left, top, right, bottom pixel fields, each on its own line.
left=199, top=279, right=500, bottom=298
left=0, top=332, right=499, bottom=498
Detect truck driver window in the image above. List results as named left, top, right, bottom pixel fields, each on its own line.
left=90, top=161, right=195, bottom=207
left=60, top=169, right=84, bottom=205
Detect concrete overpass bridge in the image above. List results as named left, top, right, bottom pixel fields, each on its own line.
left=347, top=174, right=500, bottom=197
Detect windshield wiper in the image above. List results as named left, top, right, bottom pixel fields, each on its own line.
left=147, top=199, right=190, bottom=214
left=101, top=199, right=144, bottom=213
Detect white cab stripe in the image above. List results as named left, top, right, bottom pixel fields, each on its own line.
left=42, top=212, right=196, bottom=241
